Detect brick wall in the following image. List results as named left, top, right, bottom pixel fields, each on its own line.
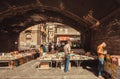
left=91, top=14, right=120, bottom=55
left=0, top=32, right=19, bottom=52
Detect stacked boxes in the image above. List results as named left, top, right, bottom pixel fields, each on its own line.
left=111, top=64, right=120, bottom=79
left=104, top=55, right=120, bottom=79
left=111, top=55, right=120, bottom=66
left=104, top=61, right=112, bottom=74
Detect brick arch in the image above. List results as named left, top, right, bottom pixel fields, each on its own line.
left=0, top=6, right=91, bottom=52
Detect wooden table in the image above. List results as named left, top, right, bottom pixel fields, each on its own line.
left=36, top=54, right=95, bottom=69
left=0, top=52, right=37, bottom=68
left=37, top=59, right=52, bottom=69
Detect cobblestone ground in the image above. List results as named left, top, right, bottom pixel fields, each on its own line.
left=0, top=60, right=98, bottom=79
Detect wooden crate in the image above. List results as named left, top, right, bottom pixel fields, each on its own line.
left=39, top=62, right=50, bottom=69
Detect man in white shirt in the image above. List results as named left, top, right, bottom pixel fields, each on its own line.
left=64, top=40, right=71, bottom=72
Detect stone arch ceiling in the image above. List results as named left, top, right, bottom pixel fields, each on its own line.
left=0, top=0, right=119, bottom=33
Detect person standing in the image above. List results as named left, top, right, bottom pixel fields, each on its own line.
left=39, top=44, right=43, bottom=56
left=64, top=40, right=72, bottom=72
left=42, top=44, right=47, bottom=53
left=97, top=42, right=107, bottom=79
left=48, top=43, right=52, bottom=52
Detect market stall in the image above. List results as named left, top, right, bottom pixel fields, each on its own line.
left=0, top=51, right=38, bottom=68
left=37, top=52, right=94, bottom=69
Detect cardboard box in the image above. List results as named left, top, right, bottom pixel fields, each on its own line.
left=69, top=62, right=71, bottom=70
left=39, top=62, right=50, bottom=69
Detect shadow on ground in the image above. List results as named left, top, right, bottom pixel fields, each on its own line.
left=80, top=59, right=112, bottom=79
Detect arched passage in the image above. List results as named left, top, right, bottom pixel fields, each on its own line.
left=0, top=0, right=119, bottom=55
left=0, top=6, right=91, bottom=52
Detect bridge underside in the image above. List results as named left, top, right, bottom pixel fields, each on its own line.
left=0, top=0, right=120, bottom=54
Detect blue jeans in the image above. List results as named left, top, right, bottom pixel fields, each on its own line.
left=64, top=55, right=70, bottom=72
left=98, top=58, right=104, bottom=76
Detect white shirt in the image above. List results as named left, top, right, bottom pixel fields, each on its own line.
left=64, top=43, right=71, bottom=54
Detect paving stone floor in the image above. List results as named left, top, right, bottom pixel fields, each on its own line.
left=0, top=60, right=99, bottom=79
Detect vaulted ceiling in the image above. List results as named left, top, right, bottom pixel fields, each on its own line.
left=0, top=0, right=119, bottom=33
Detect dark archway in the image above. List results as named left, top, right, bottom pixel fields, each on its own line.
left=0, top=6, right=91, bottom=52
left=0, top=0, right=119, bottom=55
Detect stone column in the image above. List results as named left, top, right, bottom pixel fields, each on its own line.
left=0, top=31, right=19, bottom=52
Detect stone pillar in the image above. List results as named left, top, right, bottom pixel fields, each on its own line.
left=0, top=32, right=19, bottom=52
left=91, top=14, right=120, bottom=55
left=9, top=33, right=19, bottom=51
left=81, top=30, right=91, bottom=52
